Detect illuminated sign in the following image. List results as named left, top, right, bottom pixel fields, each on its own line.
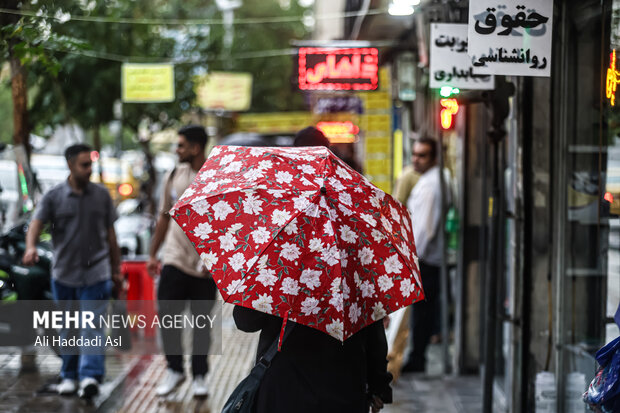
left=316, top=121, right=360, bottom=143
left=607, top=49, right=620, bottom=106
left=440, top=98, right=459, bottom=129
left=298, top=48, right=379, bottom=91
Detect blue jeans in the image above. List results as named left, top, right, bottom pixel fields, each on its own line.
left=51, top=279, right=111, bottom=382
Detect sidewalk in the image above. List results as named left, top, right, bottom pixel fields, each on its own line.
left=0, top=303, right=482, bottom=412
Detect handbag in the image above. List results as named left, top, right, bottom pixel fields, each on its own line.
left=222, top=322, right=294, bottom=413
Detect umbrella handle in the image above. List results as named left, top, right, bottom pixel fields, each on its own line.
left=277, top=311, right=290, bottom=352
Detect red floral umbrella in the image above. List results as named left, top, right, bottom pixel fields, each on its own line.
left=170, top=145, right=424, bottom=341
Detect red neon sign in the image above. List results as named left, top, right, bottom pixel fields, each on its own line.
left=298, top=47, right=379, bottom=91
left=316, top=121, right=360, bottom=143
left=440, top=99, right=459, bottom=130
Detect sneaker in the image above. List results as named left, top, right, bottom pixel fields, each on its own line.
left=191, top=375, right=208, bottom=397
left=155, top=369, right=185, bottom=396
left=78, top=377, right=99, bottom=399
left=57, top=378, right=77, bottom=395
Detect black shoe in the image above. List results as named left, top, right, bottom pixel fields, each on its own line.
left=78, top=377, right=99, bottom=399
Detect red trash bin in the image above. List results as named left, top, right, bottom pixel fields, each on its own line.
left=121, top=257, right=156, bottom=338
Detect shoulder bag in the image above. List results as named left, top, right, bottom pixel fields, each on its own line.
left=221, top=323, right=294, bottom=413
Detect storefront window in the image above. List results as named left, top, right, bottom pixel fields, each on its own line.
left=558, top=2, right=612, bottom=412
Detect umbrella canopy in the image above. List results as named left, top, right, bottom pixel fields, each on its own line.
left=171, top=145, right=424, bottom=341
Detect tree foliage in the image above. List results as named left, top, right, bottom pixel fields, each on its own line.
left=24, top=0, right=312, bottom=139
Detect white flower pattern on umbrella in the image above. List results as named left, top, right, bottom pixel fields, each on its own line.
left=229, top=252, right=245, bottom=272
left=200, top=252, right=218, bottom=270
left=360, top=213, right=377, bottom=227
left=219, top=233, right=237, bottom=252
left=384, top=254, right=403, bottom=274
left=339, top=225, right=358, bottom=244
left=257, top=268, right=277, bottom=287
left=226, top=279, right=246, bottom=295
left=275, top=170, right=294, bottom=184
left=372, top=303, right=386, bottom=321
left=349, top=302, right=361, bottom=323
left=300, top=269, right=321, bottom=290
left=301, top=297, right=320, bottom=315
left=280, top=277, right=300, bottom=295
left=213, top=200, right=234, bottom=220
left=377, top=275, right=394, bottom=292
left=194, top=222, right=213, bottom=239
left=321, top=245, right=340, bottom=266
left=280, top=243, right=301, bottom=261
left=252, top=294, right=273, bottom=313
left=330, top=292, right=343, bottom=312
left=360, top=280, right=376, bottom=298
left=326, top=319, right=344, bottom=341
left=251, top=227, right=270, bottom=244
left=309, top=238, right=323, bottom=252
left=358, top=247, right=374, bottom=265
left=171, top=145, right=423, bottom=342
left=243, top=193, right=263, bottom=215
left=271, top=209, right=291, bottom=226
left=400, top=279, right=416, bottom=298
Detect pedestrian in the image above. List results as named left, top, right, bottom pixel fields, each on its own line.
left=293, top=126, right=331, bottom=148
left=393, top=163, right=420, bottom=206
left=23, top=143, right=122, bottom=398
left=401, top=137, right=448, bottom=373
left=146, top=125, right=216, bottom=397
left=233, top=307, right=392, bottom=413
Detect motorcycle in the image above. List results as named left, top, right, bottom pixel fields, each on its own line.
left=0, top=219, right=57, bottom=350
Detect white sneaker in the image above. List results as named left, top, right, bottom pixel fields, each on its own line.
left=78, top=377, right=99, bottom=399
left=155, top=369, right=185, bottom=396
left=57, top=378, right=77, bottom=395
left=192, top=375, right=208, bottom=397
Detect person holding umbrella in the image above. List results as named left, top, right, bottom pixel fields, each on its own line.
left=146, top=125, right=216, bottom=397
left=171, top=140, right=428, bottom=412
left=224, top=128, right=393, bottom=412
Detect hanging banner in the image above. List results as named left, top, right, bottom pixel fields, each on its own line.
left=195, top=72, right=253, bottom=112
left=121, top=64, right=175, bottom=103
left=467, top=0, right=553, bottom=77
left=429, top=23, right=494, bottom=90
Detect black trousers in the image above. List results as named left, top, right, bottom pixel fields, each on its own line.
left=408, top=261, right=440, bottom=370
left=157, top=265, right=217, bottom=377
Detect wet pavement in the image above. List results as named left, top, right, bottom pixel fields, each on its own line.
left=0, top=303, right=482, bottom=413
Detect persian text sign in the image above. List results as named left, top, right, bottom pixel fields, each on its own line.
left=298, top=47, right=379, bottom=90
left=430, top=23, right=494, bottom=90
left=195, top=72, right=253, bottom=112
left=467, top=0, right=553, bottom=77
left=121, top=63, right=175, bottom=103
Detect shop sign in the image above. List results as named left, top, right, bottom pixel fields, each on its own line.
left=607, top=49, right=620, bottom=106
left=440, top=98, right=459, bottom=129
left=316, top=121, right=359, bottom=143
left=195, top=72, right=253, bottom=112
left=467, top=0, right=553, bottom=77
left=298, top=47, right=379, bottom=91
left=314, top=96, right=364, bottom=114
left=121, top=63, right=175, bottom=103
left=430, top=23, right=494, bottom=90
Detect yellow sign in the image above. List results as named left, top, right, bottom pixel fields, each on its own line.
left=121, top=64, right=175, bottom=103
left=195, top=72, right=253, bottom=112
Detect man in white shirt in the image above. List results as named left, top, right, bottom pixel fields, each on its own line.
left=402, top=137, right=445, bottom=373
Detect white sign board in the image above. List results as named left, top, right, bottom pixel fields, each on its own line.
left=467, top=0, right=553, bottom=77
left=430, top=23, right=494, bottom=90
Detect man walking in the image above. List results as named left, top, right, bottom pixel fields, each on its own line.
left=147, top=125, right=216, bottom=397
left=23, top=143, right=121, bottom=398
left=401, top=137, right=446, bottom=373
